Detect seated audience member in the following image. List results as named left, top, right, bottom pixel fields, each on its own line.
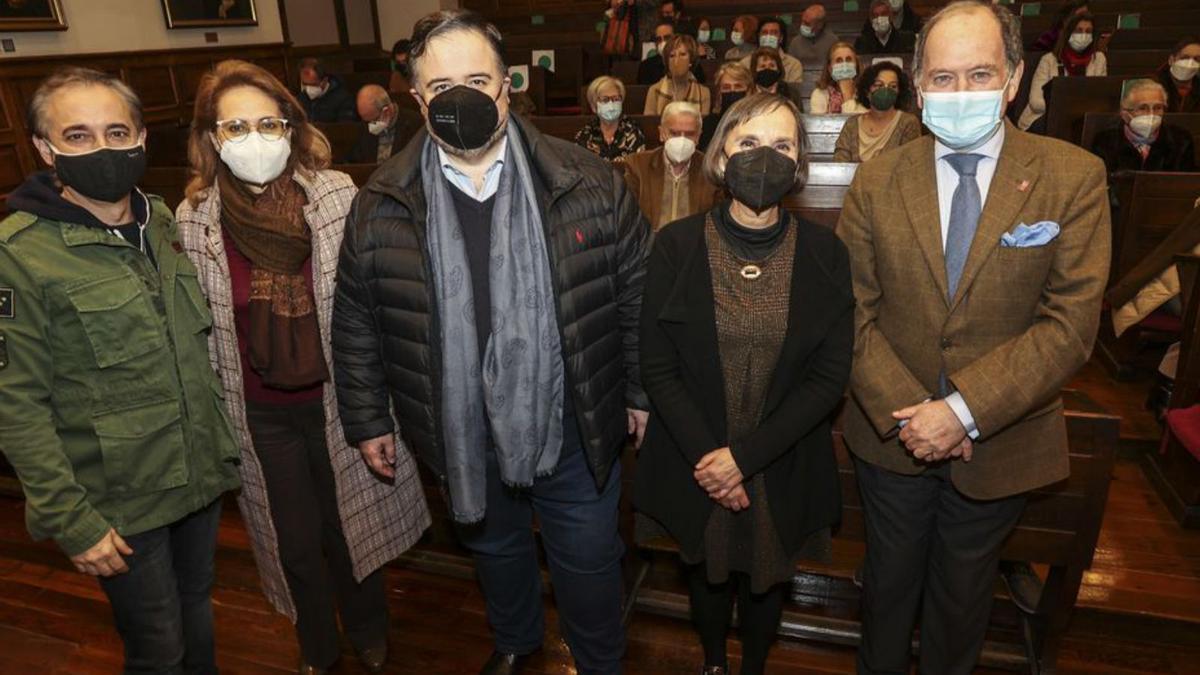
left=1158, top=37, right=1200, bottom=113
left=646, top=34, right=712, bottom=115
left=810, top=42, right=866, bottom=114
left=834, top=61, right=921, bottom=161
left=388, top=38, right=412, bottom=98
left=639, top=20, right=707, bottom=85
left=297, top=57, right=357, bottom=122
left=0, top=67, right=241, bottom=674
left=659, top=0, right=694, bottom=36
left=701, top=63, right=753, bottom=150
left=888, top=0, right=922, bottom=33
left=602, top=0, right=637, bottom=57
left=788, top=4, right=839, bottom=71
left=1018, top=12, right=1106, bottom=131
left=576, top=75, right=647, bottom=161
left=738, top=17, right=805, bottom=85
left=751, top=48, right=786, bottom=97
left=1090, top=79, right=1197, bottom=174
left=725, top=15, right=758, bottom=61
left=1034, top=0, right=1089, bottom=52
left=854, top=0, right=916, bottom=55
left=621, top=101, right=722, bottom=231
left=696, top=17, right=717, bottom=60
left=347, top=84, right=422, bottom=164
left=635, top=92, right=851, bottom=675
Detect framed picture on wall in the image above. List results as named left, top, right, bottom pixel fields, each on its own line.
left=0, top=0, right=68, bottom=32
left=160, top=0, right=258, bottom=29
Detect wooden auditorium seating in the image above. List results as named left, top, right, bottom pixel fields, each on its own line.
left=1147, top=253, right=1200, bottom=528
left=1096, top=172, right=1200, bottom=378
left=1081, top=113, right=1200, bottom=164
left=1042, top=76, right=1127, bottom=144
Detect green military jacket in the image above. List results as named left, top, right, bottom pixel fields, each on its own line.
left=0, top=194, right=241, bottom=556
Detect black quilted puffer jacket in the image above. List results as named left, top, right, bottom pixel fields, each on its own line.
left=331, top=114, right=650, bottom=490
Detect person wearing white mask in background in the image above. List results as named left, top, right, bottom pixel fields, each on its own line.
left=176, top=59, right=431, bottom=675
left=788, top=3, right=840, bottom=71
left=696, top=17, right=717, bottom=60
left=1017, top=11, right=1106, bottom=131
left=1090, top=78, right=1196, bottom=174
left=296, top=57, right=358, bottom=123
left=855, top=0, right=916, bottom=55
left=810, top=42, right=867, bottom=114
left=887, top=0, right=923, bottom=33
left=346, top=84, right=423, bottom=164
left=724, top=15, right=758, bottom=61
left=838, top=2, right=1109, bottom=674
left=1158, top=37, right=1200, bottom=113
left=738, top=16, right=805, bottom=86
left=620, top=101, right=722, bottom=232
left=575, top=75, right=647, bottom=162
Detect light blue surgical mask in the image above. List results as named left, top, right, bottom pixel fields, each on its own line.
left=831, top=62, right=857, bottom=82
left=920, top=80, right=1011, bottom=150
left=597, top=100, right=623, bottom=123
left=697, top=29, right=711, bottom=43
left=759, top=34, right=779, bottom=49
left=799, top=24, right=815, bottom=39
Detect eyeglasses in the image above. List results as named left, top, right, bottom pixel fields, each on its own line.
left=597, top=95, right=623, bottom=104
left=214, top=117, right=290, bottom=143
left=1125, top=103, right=1167, bottom=115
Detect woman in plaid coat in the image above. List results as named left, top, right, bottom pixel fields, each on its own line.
left=175, top=60, right=430, bottom=674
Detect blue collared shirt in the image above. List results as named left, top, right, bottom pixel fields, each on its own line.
left=437, top=136, right=508, bottom=201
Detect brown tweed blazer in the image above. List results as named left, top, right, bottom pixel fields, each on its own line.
left=176, top=170, right=430, bottom=621
left=836, top=122, right=1111, bottom=500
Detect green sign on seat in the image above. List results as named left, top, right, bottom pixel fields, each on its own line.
left=1117, top=13, right=1141, bottom=29
left=1020, top=3, right=1041, bottom=17
left=531, top=14, right=544, bottom=25
left=844, top=1, right=859, bottom=11
left=712, top=28, right=726, bottom=42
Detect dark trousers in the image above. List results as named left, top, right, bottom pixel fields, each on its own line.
left=98, top=498, right=223, bottom=675
left=454, top=423, right=626, bottom=675
left=246, top=400, right=387, bottom=669
left=687, top=566, right=786, bottom=675
left=854, top=456, right=1026, bottom=675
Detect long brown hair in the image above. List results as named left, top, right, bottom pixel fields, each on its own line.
left=185, top=59, right=332, bottom=206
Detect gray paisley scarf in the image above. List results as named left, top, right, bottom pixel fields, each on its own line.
left=423, top=121, right=564, bottom=523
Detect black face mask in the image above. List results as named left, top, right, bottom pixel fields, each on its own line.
left=391, top=60, right=410, bottom=78
left=52, top=144, right=146, bottom=203
left=754, top=68, right=782, bottom=89
left=720, top=90, right=747, bottom=112
left=724, top=146, right=798, bottom=213
left=425, top=85, right=502, bottom=151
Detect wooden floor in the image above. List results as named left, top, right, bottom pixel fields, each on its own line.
left=0, top=355, right=1198, bottom=674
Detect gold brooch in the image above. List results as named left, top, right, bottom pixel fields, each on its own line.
left=740, top=265, right=762, bottom=280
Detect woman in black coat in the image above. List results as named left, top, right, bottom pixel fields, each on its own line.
left=634, top=93, right=853, bottom=675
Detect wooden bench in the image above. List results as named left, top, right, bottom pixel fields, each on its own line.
left=1095, top=171, right=1200, bottom=378
left=804, top=114, right=852, bottom=160
left=1107, top=26, right=1200, bottom=51
left=314, top=121, right=370, bottom=164
left=504, top=45, right=590, bottom=109
left=1106, top=49, right=1174, bottom=77
left=784, top=161, right=858, bottom=228
left=1042, top=76, right=1127, bottom=144
left=1081, top=112, right=1200, bottom=164
left=146, top=123, right=192, bottom=167
left=627, top=389, right=1118, bottom=674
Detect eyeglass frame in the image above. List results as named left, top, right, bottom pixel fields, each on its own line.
left=214, top=117, right=292, bottom=143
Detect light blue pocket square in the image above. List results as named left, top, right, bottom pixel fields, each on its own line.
left=1000, top=221, right=1060, bottom=248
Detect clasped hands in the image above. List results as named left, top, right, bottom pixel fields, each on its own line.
left=892, top=400, right=974, bottom=463
left=694, top=447, right=749, bottom=512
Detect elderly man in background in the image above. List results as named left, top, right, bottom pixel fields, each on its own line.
left=1089, top=78, right=1197, bottom=174
left=620, top=101, right=722, bottom=233
left=298, top=57, right=358, bottom=122
left=346, top=84, right=423, bottom=164
left=838, top=1, right=1110, bottom=673
left=788, top=4, right=840, bottom=71
left=855, top=0, right=916, bottom=55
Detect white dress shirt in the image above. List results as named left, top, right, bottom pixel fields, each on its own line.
left=930, top=123, right=1007, bottom=439
left=438, top=136, right=508, bottom=201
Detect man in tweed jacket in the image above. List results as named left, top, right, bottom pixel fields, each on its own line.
left=837, top=3, right=1110, bottom=673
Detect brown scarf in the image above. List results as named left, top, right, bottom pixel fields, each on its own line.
left=219, top=168, right=329, bottom=390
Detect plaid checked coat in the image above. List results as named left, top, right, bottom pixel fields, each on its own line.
left=176, top=169, right=430, bottom=621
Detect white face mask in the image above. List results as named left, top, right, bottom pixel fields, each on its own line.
left=368, top=108, right=392, bottom=135
left=759, top=34, right=779, bottom=49
left=730, top=31, right=743, bottom=46
left=799, top=24, right=815, bottom=39
left=872, top=16, right=892, bottom=35
left=219, top=132, right=292, bottom=185
left=889, top=0, right=904, bottom=10
left=664, top=135, right=696, bottom=164
left=697, top=29, right=710, bottom=43
left=1128, top=114, right=1163, bottom=141
left=597, top=100, right=623, bottom=122
left=1171, top=57, right=1200, bottom=82
left=1068, top=32, right=1093, bottom=52
left=303, top=83, right=325, bottom=99
left=831, top=62, right=857, bottom=82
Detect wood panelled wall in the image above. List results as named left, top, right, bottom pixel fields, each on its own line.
left=0, top=43, right=291, bottom=200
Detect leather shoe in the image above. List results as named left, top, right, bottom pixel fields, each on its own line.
left=298, top=662, right=328, bottom=675
left=480, top=650, right=530, bottom=675
left=356, top=641, right=388, bottom=673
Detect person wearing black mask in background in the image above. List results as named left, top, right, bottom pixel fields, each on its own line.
left=388, top=38, right=413, bottom=99
left=636, top=92, right=852, bottom=675
left=331, top=10, right=650, bottom=675
left=700, top=63, right=753, bottom=151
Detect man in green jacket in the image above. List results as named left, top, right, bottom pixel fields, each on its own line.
left=0, top=67, right=241, bottom=672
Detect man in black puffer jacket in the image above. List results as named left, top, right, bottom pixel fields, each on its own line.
left=331, top=10, right=649, bottom=675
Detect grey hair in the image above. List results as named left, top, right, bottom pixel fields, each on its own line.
left=702, top=93, right=808, bottom=191
left=661, top=100, right=701, bottom=126
left=912, top=0, right=1024, bottom=84
left=408, top=10, right=507, bottom=88
left=28, top=66, right=144, bottom=139
left=1121, top=78, right=1168, bottom=109
left=586, top=75, right=626, bottom=109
